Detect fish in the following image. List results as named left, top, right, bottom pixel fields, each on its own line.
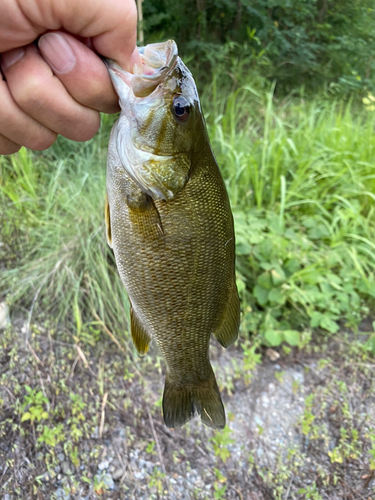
left=105, top=40, right=240, bottom=429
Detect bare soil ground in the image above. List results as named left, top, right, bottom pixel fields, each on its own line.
left=1, top=316, right=375, bottom=500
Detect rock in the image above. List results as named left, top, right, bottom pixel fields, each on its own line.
left=91, top=426, right=99, bottom=439
left=0, top=303, right=10, bottom=330
left=98, top=460, right=109, bottom=471
left=61, top=461, right=73, bottom=475
left=266, top=348, right=280, bottom=361
left=55, top=488, right=70, bottom=500
left=111, top=468, right=125, bottom=481
left=57, top=453, right=65, bottom=462
left=95, top=473, right=115, bottom=490
left=40, top=471, right=50, bottom=482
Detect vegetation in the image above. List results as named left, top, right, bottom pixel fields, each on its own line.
left=1, top=86, right=374, bottom=347
left=143, top=0, right=375, bottom=94
left=1, top=2, right=375, bottom=497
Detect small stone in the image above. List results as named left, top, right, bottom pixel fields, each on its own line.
left=3, top=494, right=11, bottom=500
left=57, top=453, right=65, bottom=462
left=95, top=473, right=115, bottom=490
left=91, top=427, right=99, bottom=439
left=55, top=488, right=70, bottom=500
left=0, top=303, right=10, bottom=330
left=145, top=461, right=154, bottom=471
left=266, top=348, right=280, bottom=361
left=111, top=468, right=125, bottom=481
left=61, top=461, right=72, bottom=475
left=138, top=458, right=146, bottom=469
left=42, top=471, right=51, bottom=481
left=98, top=460, right=109, bottom=471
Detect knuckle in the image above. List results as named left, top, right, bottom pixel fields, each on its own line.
left=13, top=74, right=47, bottom=112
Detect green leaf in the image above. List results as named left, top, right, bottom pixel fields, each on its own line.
left=271, top=265, right=286, bottom=286
left=284, top=259, right=301, bottom=275
left=236, top=277, right=246, bottom=293
left=264, top=330, right=283, bottom=346
left=320, top=316, right=339, bottom=333
left=21, top=412, right=31, bottom=422
left=364, top=335, right=375, bottom=355
left=268, top=287, right=286, bottom=305
left=283, top=330, right=300, bottom=346
left=310, top=311, right=322, bottom=328
left=257, top=272, right=273, bottom=290
left=253, top=285, right=269, bottom=306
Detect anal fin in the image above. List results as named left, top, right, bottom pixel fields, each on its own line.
left=213, top=283, right=240, bottom=348
left=131, top=306, right=151, bottom=356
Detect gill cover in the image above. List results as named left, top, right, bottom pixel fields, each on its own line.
left=106, top=41, right=198, bottom=201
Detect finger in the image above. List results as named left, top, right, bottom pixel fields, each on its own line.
left=53, top=0, right=141, bottom=70
left=0, top=134, right=21, bottom=156
left=0, top=75, right=57, bottom=151
left=1, top=44, right=100, bottom=142
left=0, top=0, right=141, bottom=71
left=38, top=32, right=120, bottom=114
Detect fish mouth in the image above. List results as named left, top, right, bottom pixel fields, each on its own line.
left=106, top=40, right=178, bottom=98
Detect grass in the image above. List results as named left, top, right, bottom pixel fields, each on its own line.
left=1, top=82, right=375, bottom=497
left=1, top=84, right=374, bottom=349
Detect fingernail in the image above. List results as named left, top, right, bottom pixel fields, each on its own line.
left=39, top=33, right=76, bottom=74
left=1, top=47, right=25, bottom=69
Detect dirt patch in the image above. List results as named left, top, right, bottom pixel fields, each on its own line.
left=1, top=317, right=375, bottom=499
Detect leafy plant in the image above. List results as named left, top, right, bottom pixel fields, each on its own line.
left=21, top=386, right=49, bottom=424
left=210, top=426, right=235, bottom=463
left=38, top=424, right=64, bottom=447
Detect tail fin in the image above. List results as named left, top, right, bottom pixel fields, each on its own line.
left=162, top=369, right=225, bottom=429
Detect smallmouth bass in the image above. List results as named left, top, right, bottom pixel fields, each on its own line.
left=105, top=40, right=240, bottom=429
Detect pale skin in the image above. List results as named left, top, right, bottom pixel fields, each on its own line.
left=0, top=0, right=141, bottom=155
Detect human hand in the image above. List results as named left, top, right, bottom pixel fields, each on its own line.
left=0, top=0, right=140, bottom=155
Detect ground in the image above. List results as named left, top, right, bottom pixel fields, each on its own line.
left=1, top=314, right=375, bottom=500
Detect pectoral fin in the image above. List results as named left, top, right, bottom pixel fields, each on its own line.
left=140, top=153, right=190, bottom=200
left=105, top=194, right=112, bottom=248
left=213, top=283, right=240, bottom=348
left=131, top=306, right=151, bottom=355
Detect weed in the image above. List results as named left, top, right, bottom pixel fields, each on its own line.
left=21, top=386, right=49, bottom=424
left=210, top=426, right=235, bottom=463
left=1, top=91, right=374, bottom=353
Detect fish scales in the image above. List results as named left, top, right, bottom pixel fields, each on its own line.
left=105, top=40, right=240, bottom=429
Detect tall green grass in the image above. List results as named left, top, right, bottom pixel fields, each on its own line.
left=0, top=88, right=374, bottom=346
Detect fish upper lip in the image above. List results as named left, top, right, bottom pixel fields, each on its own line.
left=105, top=40, right=178, bottom=82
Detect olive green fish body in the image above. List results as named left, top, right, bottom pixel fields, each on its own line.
left=106, top=41, right=240, bottom=429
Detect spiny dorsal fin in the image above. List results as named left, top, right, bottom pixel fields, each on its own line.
left=213, top=283, right=240, bottom=348
left=131, top=306, right=151, bottom=356
left=104, top=194, right=112, bottom=248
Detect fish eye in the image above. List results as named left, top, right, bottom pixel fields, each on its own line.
left=172, top=95, right=190, bottom=123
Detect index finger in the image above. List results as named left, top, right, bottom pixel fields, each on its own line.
left=0, top=0, right=140, bottom=70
